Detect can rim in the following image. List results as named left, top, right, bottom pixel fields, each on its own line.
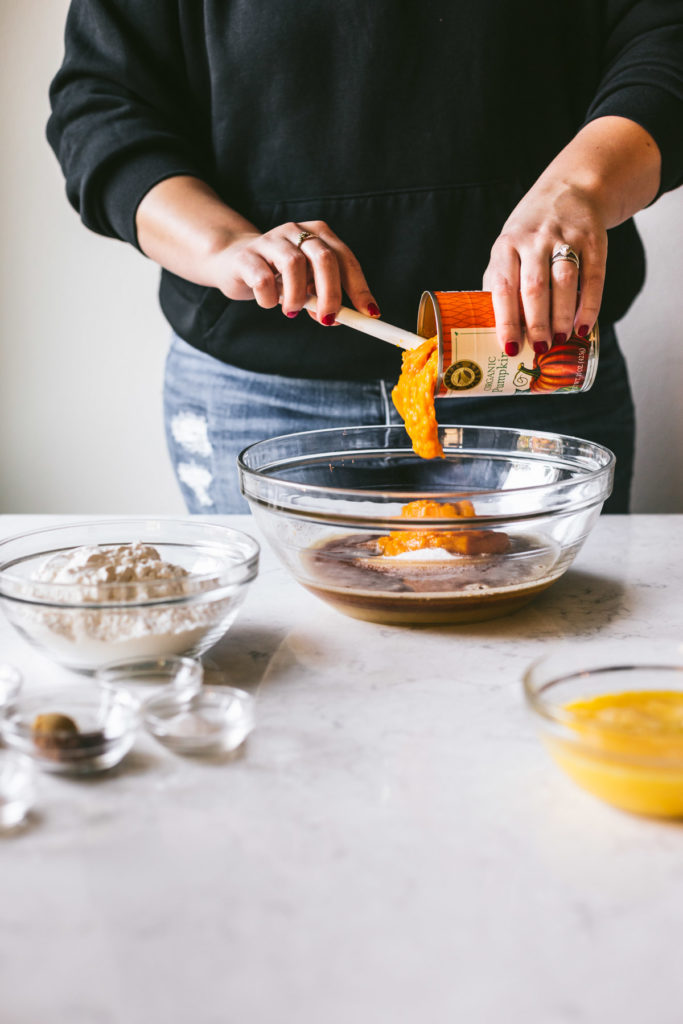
left=417, top=291, right=444, bottom=388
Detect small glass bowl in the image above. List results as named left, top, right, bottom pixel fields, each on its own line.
left=0, top=664, right=22, bottom=707
left=143, top=686, right=254, bottom=756
left=524, top=640, right=683, bottom=818
left=95, top=655, right=204, bottom=697
left=0, top=750, right=36, bottom=828
left=0, top=683, right=139, bottom=775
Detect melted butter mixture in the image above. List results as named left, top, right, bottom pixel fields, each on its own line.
left=391, top=336, right=442, bottom=459
left=565, top=691, right=683, bottom=750
left=548, top=690, right=683, bottom=818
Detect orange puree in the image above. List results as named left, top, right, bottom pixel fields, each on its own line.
left=392, top=336, right=442, bottom=459
left=548, top=690, right=683, bottom=818
left=377, top=499, right=510, bottom=557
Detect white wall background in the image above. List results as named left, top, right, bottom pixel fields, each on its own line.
left=1, top=0, right=682, bottom=514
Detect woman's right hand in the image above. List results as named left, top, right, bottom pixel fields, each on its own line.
left=137, top=178, right=380, bottom=325
left=207, top=220, right=381, bottom=325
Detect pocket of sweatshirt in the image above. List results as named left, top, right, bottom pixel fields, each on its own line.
left=159, top=270, right=231, bottom=341
left=256, top=180, right=643, bottom=330
left=252, top=180, right=525, bottom=328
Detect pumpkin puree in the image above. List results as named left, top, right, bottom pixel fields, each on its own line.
left=549, top=690, right=683, bottom=817
left=377, top=499, right=510, bottom=557
left=391, top=336, right=442, bottom=459
left=387, top=345, right=510, bottom=557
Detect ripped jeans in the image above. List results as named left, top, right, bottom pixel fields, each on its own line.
left=163, top=333, right=404, bottom=513
left=163, top=328, right=634, bottom=514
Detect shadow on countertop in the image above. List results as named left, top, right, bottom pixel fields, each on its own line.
left=400, top=568, right=628, bottom=642
left=201, top=568, right=628, bottom=682
left=202, top=625, right=290, bottom=690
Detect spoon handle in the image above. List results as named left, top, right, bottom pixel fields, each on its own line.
left=303, top=296, right=425, bottom=351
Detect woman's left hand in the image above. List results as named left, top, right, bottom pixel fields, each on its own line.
left=483, top=181, right=607, bottom=356
left=482, top=117, right=663, bottom=357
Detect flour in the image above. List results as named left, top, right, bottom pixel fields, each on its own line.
left=35, top=541, right=191, bottom=587
left=17, top=542, right=239, bottom=668
left=381, top=548, right=457, bottom=562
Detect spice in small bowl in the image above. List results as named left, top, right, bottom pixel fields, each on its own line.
left=1, top=683, right=139, bottom=775
left=30, top=711, right=107, bottom=764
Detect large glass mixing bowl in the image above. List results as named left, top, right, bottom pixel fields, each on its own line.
left=238, top=424, right=614, bottom=625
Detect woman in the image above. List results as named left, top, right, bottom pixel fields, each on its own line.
left=47, top=1, right=683, bottom=512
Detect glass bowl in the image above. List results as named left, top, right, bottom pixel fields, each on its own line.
left=238, top=424, right=614, bottom=625
left=524, top=640, right=683, bottom=818
left=143, top=686, right=254, bottom=756
left=95, top=655, right=204, bottom=697
left=0, top=664, right=22, bottom=708
left=0, top=683, right=139, bottom=775
left=0, top=750, right=36, bottom=828
left=0, top=519, right=259, bottom=673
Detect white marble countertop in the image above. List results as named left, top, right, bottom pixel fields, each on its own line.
left=1, top=514, right=683, bottom=1024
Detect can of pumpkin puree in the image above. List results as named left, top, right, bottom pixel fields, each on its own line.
left=417, top=291, right=599, bottom=397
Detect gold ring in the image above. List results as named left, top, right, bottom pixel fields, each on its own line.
left=551, top=244, right=580, bottom=270
left=295, top=230, right=318, bottom=249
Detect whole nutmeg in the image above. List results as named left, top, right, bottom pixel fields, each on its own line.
left=32, top=712, right=79, bottom=756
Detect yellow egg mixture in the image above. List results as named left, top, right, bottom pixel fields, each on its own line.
left=548, top=690, right=683, bottom=817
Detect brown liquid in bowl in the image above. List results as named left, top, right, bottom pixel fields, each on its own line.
left=302, top=533, right=561, bottom=625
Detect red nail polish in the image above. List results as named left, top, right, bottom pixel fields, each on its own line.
left=533, top=341, right=549, bottom=355
left=552, top=333, right=566, bottom=346
left=367, top=302, right=380, bottom=317
left=322, top=314, right=335, bottom=326
left=577, top=324, right=589, bottom=338
left=285, top=310, right=299, bottom=319
left=504, top=342, right=519, bottom=357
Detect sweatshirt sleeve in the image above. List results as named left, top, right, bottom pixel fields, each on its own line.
left=583, top=0, right=683, bottom=195
left=47, top=0, right=208, bottom=248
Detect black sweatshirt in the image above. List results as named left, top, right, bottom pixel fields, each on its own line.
left=47, top=1, right=683, bottom=381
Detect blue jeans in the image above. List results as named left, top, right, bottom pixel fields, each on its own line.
left=164, top=329, right=634, bottom=514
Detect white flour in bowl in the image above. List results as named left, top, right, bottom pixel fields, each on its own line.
left=13, top=542, right=238, bottom=668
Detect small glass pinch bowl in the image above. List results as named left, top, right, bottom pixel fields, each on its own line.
left=0, top=664, right=22, bottom=708
left=524, top=640, right=683, bottom=818
left=0, top=750, right=36, bottom=829
left=0, top=683, right=139, bottom=775
left=95, top=655, right=204, bottom=698
left=143, top=686, right=254, bottom=757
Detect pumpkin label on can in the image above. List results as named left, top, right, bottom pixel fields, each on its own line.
left=439, top=326, right=595, bottom=397
left=417, top=292, right=599, bottom=399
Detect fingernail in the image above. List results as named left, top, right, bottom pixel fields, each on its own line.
left=533, top=341, right=549, bottom=355
left=367, top=302, right=380, bottom=317
left=322, top=314, right=335, bottom=326
left=504, top=342, right=519, bottom=357
left=552, top=333, right=566, bottom=346
left=577, top=324, right=590, bottom=338
left=285, top=310, right=299, bottom=319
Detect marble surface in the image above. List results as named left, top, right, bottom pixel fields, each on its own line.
left=1, top=514, right=683, bottom=1024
